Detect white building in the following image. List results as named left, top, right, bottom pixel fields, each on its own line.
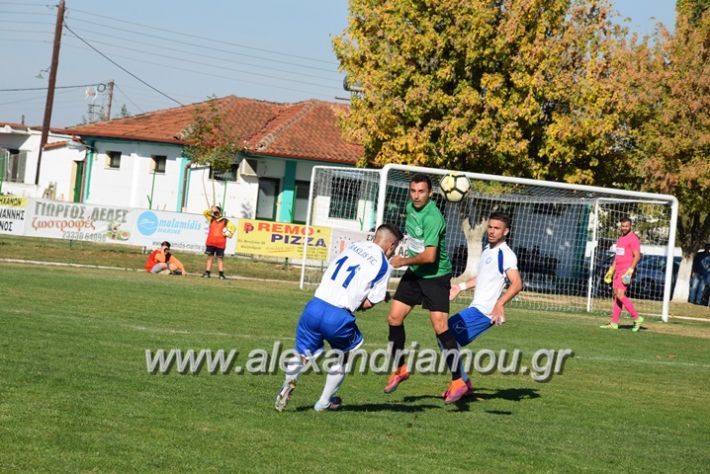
left=0, top=122, right=86, bottom=201
left=2, top=96, right=361, bottom=223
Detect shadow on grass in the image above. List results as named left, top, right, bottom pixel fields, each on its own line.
left=291, top=387, right=540, bottom=413
left=431, top=386, right=541, bottom=412
left=295, top=403, right=441, bottom=413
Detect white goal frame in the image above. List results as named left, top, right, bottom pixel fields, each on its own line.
left=301, top=163, right=678, bottom=322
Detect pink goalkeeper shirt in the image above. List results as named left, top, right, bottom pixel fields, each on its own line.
left=614, top=232, right=640, bottom=271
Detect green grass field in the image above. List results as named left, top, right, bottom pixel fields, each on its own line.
left=1, top=253, right=709, bottom=471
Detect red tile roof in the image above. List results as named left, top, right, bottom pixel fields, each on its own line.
left=61, top=96, right=362, bottom=165
left=43, top=140, right=69, bottom=150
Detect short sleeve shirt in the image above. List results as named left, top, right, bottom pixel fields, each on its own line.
left=471, top=243, right=518, bottom=317
left=404, top=200, right=452, bottom=278
left=613, top=232, right=640, bottom=270
left=314, top=240, right=392, bottom=313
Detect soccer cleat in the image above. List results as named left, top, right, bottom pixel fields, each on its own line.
left=314, top=396, right=342, bottom=412
left=632, top=316, right=645, bottom=333
left=218, top=274, right=226, bottom=280
left=444, top=378, right=469, bottom=404
left=383, top=366, right=410, bottom=394
left=274, top=380, right=296, bottom=412
left=202, top=272, right=210, bottom=278
left=442, top=378, right=475, bottom=399
left=599, top=322, right=619, bottom=329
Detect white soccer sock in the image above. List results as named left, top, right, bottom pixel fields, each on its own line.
left=284, top=355, right=305, bottom=383
left=315, top=363, right=345, bottom=408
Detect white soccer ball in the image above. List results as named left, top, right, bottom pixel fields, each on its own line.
left=439, top=173, right=470, bottom=203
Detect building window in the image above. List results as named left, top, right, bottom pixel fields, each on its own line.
left=151, top=155, right=166, bottom=174
left=106, top=151, right=121, bottom=169
left=256, top=177, right=279, bottom=221
left=1, top=149, right=27, bottom=183
left=209, top=163, right=238, bottom=181
left=328, top=175, right=360, bottom=220
left=293, top=181, right=310, bottom=224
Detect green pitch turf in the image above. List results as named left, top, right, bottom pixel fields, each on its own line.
left=1, top=263, right=708, bottom=472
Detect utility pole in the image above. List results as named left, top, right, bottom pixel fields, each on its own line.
left=35, top=0, right=65, bottom=185
left=103, top=80, right=114, bottom=121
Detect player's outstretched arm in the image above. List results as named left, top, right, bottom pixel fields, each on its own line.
left=449, top=277, right=476, bottom=301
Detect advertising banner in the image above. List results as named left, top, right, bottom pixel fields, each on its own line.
left=237, top=219, right=331, bottom=260
left=328, top=228, right=369, bottom=262
left=25, top=199, right=132, bottom=244
left=0, top=195, right=28, bottom=236
left=124, top=209, right=238, bottom=254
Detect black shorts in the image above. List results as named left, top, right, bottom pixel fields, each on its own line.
left=393, top=270, right=451, bottom=313
left=205, top=245, right=225, bottom=257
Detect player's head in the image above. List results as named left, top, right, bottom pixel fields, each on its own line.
left=487, top=212, right=511, bottom=246
left=160, top=241, right=171, bottom=250
left=619, top=216, right=633, bottom=235
left=212, top=205, right=222, bottom=216
left=375, top=223, right=404, bottom=257
left=409, top=174, right=433, bottom=209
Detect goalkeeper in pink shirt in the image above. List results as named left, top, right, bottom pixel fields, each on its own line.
left=601, top=217, right=644, bottom=332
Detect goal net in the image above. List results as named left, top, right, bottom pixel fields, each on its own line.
left=300, top=164, right=678, bottom=321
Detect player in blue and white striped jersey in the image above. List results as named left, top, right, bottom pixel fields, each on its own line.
left=275, top=223, right=403, bottom=412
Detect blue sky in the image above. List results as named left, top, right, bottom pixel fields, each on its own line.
left=0, top=0, right=676, bottom=128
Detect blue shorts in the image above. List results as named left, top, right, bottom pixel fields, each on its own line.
left=448, top=307, right=493, bottom=347
left=295, top=297, right=364, bottom=356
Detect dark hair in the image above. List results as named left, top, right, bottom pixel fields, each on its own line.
left=489, top=212, right=511, bottom=229
left=160, top=241, right=171, bottom=248
left=410, top=173, right=432, bottom=191
left=619, top=216, right=632, bottom=224
left=377, top=223, right=404, bottom=242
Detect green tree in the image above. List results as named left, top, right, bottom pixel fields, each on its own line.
left=333, top=0, right=637, bottom=184
left=182, top=98, right=241, bottom=206
left=634, top=8, right=710, bottom=257
left=118, top=104, right=131, bottom=119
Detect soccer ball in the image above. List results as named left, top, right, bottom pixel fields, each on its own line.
left=222, top=225, right=234, bottom=238
left=439, top=173, right=470, bottom=202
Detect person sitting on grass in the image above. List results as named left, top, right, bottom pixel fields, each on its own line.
left=144, top=241, right=187, bottom=276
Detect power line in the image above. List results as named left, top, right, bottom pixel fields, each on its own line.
left=0, top=20, right=55, bottom=26
left=62, top=25, right=341, bottom=81
left=0, top=1, right=48, bottom=5
left=61, top=35, right=338, bottom=89
left=68, top=7, right=339, bottom=66
left=63, top=23, right=183, bottom=106
left=0, top=83, right=105, bottom=92
left=65, top=16, right=340, bottom=75
left=113, top=83, right=144, bottom=114
left=0, top=10, right=53, bottom=15
left=59, top=42, right=338, bottom=101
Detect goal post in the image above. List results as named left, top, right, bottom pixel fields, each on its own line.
left=301, top=163, right=678, bottom=322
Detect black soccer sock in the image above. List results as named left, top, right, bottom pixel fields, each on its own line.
left=388, top=324, right=406, bottom=370
left=437, top=330, right=462, bottom=380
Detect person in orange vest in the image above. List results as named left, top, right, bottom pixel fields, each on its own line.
left=202, top=205, right=231, bottom=280
left=144, top=241, right=187, bottom=276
